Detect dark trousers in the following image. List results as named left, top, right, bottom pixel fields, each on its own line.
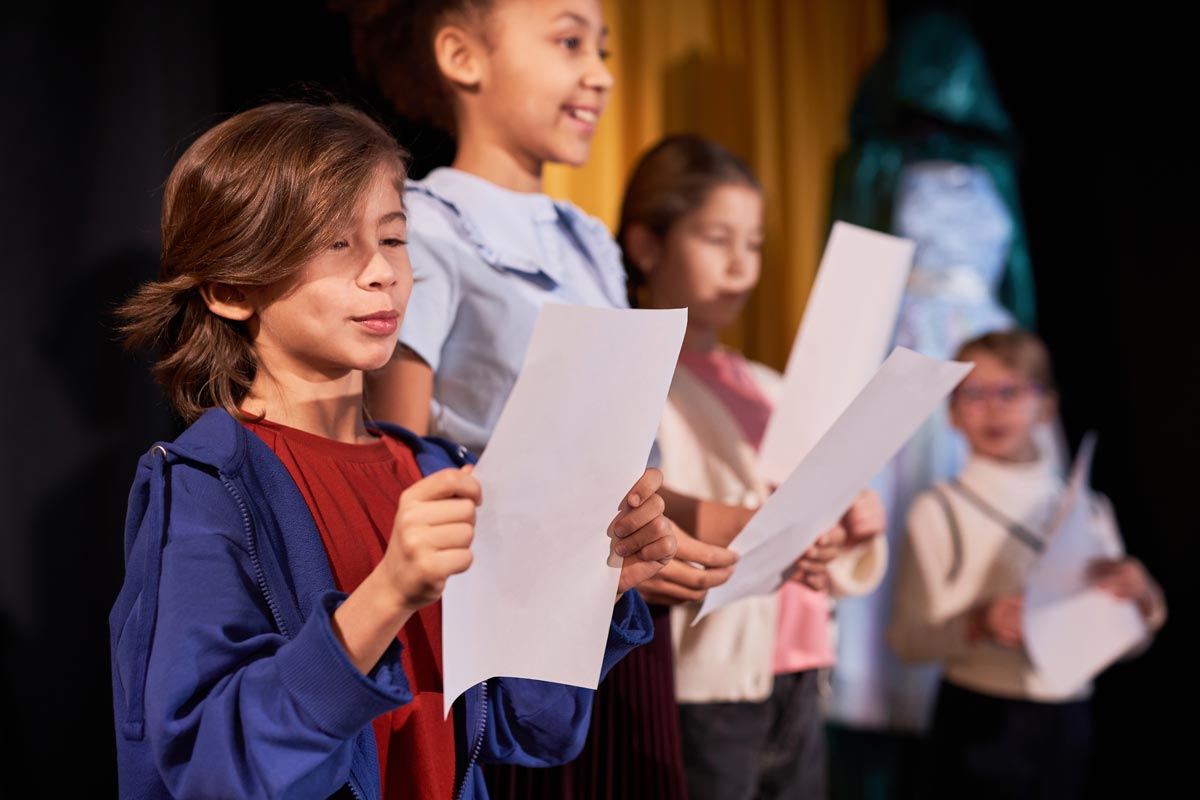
left=678, top=669, right=828, bottom=800
left=930, top=680, right=1092, bottom=800
left=485, top=604, right=687, bottom=800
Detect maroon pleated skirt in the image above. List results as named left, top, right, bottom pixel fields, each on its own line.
left=483, top=604, right=688, bottom=799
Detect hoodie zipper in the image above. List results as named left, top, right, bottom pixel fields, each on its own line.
left=227, top=476, right=374, bottom=799
left=455, top=680, right=489, bottom=800
left=222, top=476, right=291, bottom=639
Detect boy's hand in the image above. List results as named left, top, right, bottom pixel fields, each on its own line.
left=380, top=466, right=481, bottom=613
left=1088, top=557, right=1166, bottom=627
left=843, top=489, right=886, bottom=543
left=971, top=595, right=1024, bottom=648
left=1087, top=557, right=1149, bottom=601
left=611, top=469, right=679, bottom=596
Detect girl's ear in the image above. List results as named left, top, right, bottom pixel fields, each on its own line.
left=200, top=282, right=256, bottom=322
left=623, top=223, right=662, bottom=276
left=434, top=21, right=486, bottom=88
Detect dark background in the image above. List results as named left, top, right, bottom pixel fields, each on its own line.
left=1, top=1, right=1191, bottom=795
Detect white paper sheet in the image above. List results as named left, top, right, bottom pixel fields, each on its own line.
left=696, top=347, right=972, bottom=621
left=758, top=222, right=915, bottom=484
left=441, top=304, right=686, bottom=715
left=1027, top=433, right=1102, bottom=603
left=1023, top=434, right=1147, bottom=694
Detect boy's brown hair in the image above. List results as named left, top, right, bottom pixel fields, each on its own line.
left=118, top=102, right=408, bottom=423
left=954, top=328, right=1056, bottom=391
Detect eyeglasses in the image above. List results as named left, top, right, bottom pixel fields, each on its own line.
left=952, top=382, right=1042, bottom=407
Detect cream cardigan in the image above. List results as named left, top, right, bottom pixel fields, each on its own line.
left=660, top=359, right=887, bottom=703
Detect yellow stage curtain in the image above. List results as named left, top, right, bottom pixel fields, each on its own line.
left=544, top=0, right=886, bottom=370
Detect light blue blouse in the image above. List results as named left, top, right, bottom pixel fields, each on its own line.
left=398, top=168, right=632, bottom=455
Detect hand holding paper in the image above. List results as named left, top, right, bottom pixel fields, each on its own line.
left=1086, top=558, right=1159, bottom=614
left=440, top=304, right=686, bottom=715
left=697, top=347, right=973, bottom=621
left=788, top=523, right=847, bottom=593
left=383, top=466, right=482, bottom=613
left=843, top=489, right=887, bottom=544
left=610, top=468, right=678, bottom=594
left=1022, top=434, right=1150, bottom=694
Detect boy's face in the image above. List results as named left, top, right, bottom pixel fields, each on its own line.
left=250, top=168, right=413, bottom=381
left=950, top=352, right=1054, bottom=462
left=467, top=0, right=613, bottom=170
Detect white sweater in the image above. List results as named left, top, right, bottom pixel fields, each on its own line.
left=888, top=453, right=1123, bottom=702
left=660, top=360, right=887, bottom=703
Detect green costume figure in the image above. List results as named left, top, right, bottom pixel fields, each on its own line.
left=830, top=10, right=1036, bottom=327
left=826, top=13, right=1041, bottom=799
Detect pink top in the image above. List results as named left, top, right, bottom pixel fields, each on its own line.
left=677, top=348, right=835, bottom=675
left=773, top=583, right=835, bottom=673
left=678, top=347, right=773, bottom=452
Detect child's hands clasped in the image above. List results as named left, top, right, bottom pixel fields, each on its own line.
left=610, top=468, right=679, bottom=596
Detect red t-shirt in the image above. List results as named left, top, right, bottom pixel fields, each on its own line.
left=244, top=418, right=456, bottom=800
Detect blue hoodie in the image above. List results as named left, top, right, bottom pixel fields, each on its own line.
left=110, top=408, right=653, bottom=799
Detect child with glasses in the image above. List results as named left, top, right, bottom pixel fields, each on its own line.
left=888, top=328, right=1166, bottom=799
